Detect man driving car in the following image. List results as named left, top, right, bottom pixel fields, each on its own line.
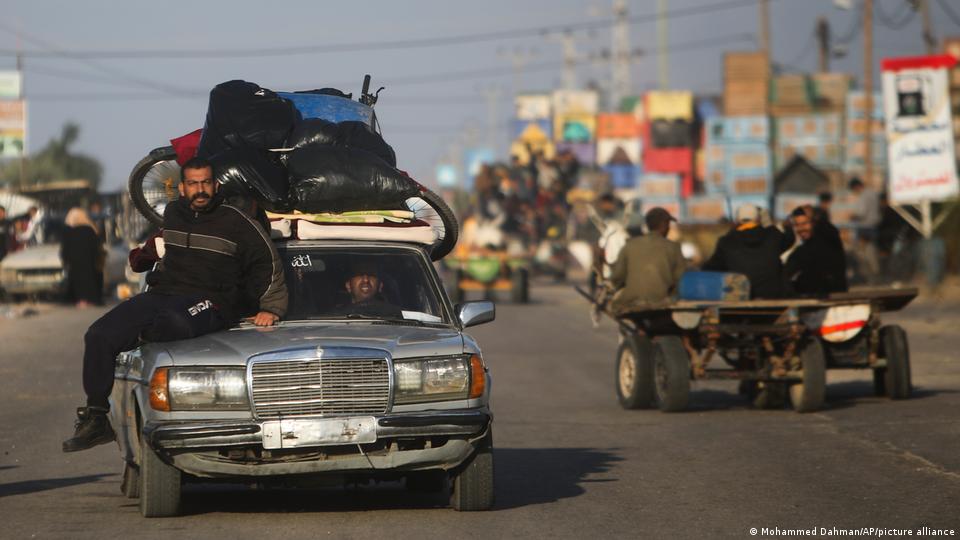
left=336, top=260, right=403, bottom=318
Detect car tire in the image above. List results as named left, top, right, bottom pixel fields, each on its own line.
left=139, top=436, right=181, bottom=517
left=121, top=461, right=140, bottom=499
left=615, top=334, right=655, bottom=409
left=653, top=336, right=690, bottom=413
left=451, top=432, right=494, bottom=511
left=881, top=325, right=911, bottom=400
left=789, top=338, right=826, bottom=413
left=510, top=267, right=529, bottom=304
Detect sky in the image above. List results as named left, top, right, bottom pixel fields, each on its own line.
left=1, top=0, right=958, bottom=192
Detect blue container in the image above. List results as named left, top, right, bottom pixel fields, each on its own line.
left=678, top=271, right=750, bottom=301
left=705, top=116, right=769, bottom=146
left=604, top=164, right=640, bottom=189
left=277, top=92, right=374, bottom=125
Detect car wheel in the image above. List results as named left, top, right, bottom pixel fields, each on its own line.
left=451, top=432, right=494, bottom=511
left=653, top=336, right=690, bottom=412
left=121, top=461, right=140, bottom=499
left=139, top=436, right=181, bottom=517
left=615, top=334, right=655, bottom=409
left=789, top=338, right=826, bottom=413
left=881, top=325, right=911, bottom=399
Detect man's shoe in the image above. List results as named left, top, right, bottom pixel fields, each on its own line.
left=62, top=407, right=116, bottom=453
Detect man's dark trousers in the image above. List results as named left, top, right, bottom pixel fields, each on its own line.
left=83, top=291, right=226, bottom=409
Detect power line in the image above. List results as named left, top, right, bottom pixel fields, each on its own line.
left=875, top=0, right=916, bottom=30
left=834, top=2, right=864, bottom=45
left=0, top=0, right=776, bottom=60
left=938, top=0, right=960, bottom=26
left=779, top=31, right=817, bottom=73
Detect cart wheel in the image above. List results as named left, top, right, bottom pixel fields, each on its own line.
left=789, top=338, right=826, bottom=413
left=880, top=325, right=911, bottom=399
left=510, top=267, right=529, bottom=304
left=653, top=336, right=690, bottom=412
left=615, top=334, right=655, bottom=409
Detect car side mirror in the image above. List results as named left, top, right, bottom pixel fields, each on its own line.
left=456, top=301, right=495, bottom=328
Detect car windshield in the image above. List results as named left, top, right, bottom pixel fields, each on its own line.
left=277, top=246, right=448, bottom=324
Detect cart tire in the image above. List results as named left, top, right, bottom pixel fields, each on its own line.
left=653, top=336, right=690, bottom=412
left=406, top=190, right=459, bottom=261
left=615, top=334, right=655, bottom=409
left=872, top=368, right=887, bottom=396
left=450, top=431, right=494, bottom=511
left=510, top=267, right=529, bottom=304
left=789, top=338, right=826, bottom=413
left=121, top=461, right=140, bottom=499
left=129, top=146, right=180, bottom=227
left=881, top=325, right=911, bottom=399
left=139, top=436, right=181, bottom=517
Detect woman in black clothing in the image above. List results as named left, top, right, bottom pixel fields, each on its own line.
left=60, top=207, right=104, bottom=307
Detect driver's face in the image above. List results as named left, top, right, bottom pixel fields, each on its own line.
left=346, top=272, right=381, bottom=303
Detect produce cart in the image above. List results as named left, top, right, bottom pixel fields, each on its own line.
left=446, top=251, right=530, bottom=304
left=580, top=287, right=917, bottom=413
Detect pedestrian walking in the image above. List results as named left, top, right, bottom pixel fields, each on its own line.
left=60, top=207, right=104, bottom=308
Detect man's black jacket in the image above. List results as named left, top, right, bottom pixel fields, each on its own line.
left=785, top=221, right=848, bottom=296
left=703, top=224, right=789, bottom=299
left=148, top=195, right=287, bottom=322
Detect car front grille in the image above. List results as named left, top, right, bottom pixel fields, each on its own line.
left=249, top=357, right=390, bottom=418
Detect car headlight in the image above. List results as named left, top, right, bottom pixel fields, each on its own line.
left=149, top=367, right=248, bottom=411
left=393, top=355, right=485, bottom=404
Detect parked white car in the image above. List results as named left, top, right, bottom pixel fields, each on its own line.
left=0, top=242, right=130, bottom=300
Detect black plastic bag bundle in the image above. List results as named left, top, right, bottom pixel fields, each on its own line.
left=286, top=119, right=397, bottom=167
left=198, top=80, right=301, bottom=158
left=287, top=145, right=419, bottom=213
left=210, top=149, right=291, bottom=212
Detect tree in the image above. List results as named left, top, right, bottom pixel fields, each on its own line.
left=0, top=122, right=103, bottom=189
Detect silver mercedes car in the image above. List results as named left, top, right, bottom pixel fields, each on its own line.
left=109, top=240, right=495, bottom=517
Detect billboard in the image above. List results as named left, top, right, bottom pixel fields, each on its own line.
left=0, top=72, right=21, bottom=99
left=882, top=55, right=960, bottom=204
left=0, top=100, right=25, bottom=158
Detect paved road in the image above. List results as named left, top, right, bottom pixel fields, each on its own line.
left=1, top=282, right=959, bottom=539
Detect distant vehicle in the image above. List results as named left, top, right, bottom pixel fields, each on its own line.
left=0, top=238, right=129, bottom=301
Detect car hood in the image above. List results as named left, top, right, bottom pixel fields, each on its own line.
left=0, top=244, right=61, bottom=270
left=160, top=322, right=464, bottom=365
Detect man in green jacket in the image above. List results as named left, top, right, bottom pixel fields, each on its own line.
left=610, top=207, right=686, bottom=311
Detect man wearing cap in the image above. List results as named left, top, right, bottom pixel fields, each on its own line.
left=703, top=204, right=789, bottom=299
left=609, top=207, right=686, bottom=311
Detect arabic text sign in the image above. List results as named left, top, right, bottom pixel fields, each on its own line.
left=882, top=55, right=959, bottom=204
left=0, top=72, right=21, bottom=99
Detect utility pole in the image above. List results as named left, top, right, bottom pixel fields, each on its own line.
left=610, top=0, right=632, bottom=108
left=16, top=51, right=25, bottom=189
left=547, top=31, right=580, bottom=90
left=863, top=0, right=874, bottom=188
left=919, top=0, right=936, bottom=55
left=498, top=47, right=538, bottom=100
left=480, top=85, right=502, bottom=157
left=657, top=0, right=669, bottom=89
left=816, top=16, right=831, bottom=73
left=759, top=0, right=770, bottom=69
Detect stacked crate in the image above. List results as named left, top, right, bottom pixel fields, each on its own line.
left=723, top=52, right=769, bottom=116
left=774, top=114, right=843, bottom=171
left=843, top=91, right=887, bottom=189
left=510, top=94, right=554, bottom=165
left=770, top=74, right=815, bottom=116
left=552, top=90, right=598, bottom=164
left=703, top=116, right=771, bottom=217
left=596, top=113, right=643, bottom=190
left=945, top=38, right=960, bottom=165
left=643, top=91, right=695, bottom=198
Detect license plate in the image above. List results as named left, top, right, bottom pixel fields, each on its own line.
left=261, top=417, right=377, bottom=449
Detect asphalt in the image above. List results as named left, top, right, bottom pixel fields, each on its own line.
left=0, top=281, right=958, bottom=539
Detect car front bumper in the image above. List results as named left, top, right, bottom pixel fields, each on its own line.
left=143, top=409, right=491, bottom=478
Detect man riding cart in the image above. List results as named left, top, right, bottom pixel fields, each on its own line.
left=584, top=205, right=916, bottom=414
